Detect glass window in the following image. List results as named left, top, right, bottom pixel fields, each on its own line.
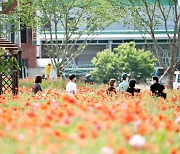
left=124, top=40, right=133, bottom=43
left=155, top=68, right=164, bottom=76
left=21, top=29, right=27, bottom=43
left=178, top=74, right=180, bottom=83
left=98, top=40, right=108, bottom=43
left=135, top=40, right=144, bottom=43
left=113, top=40, right=122, bottom=43
left=174, top=74, right=176, bottom=82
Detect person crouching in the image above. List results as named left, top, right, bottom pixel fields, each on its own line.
left=107, top=78, right=117, bottom=96
left=32, top=75, right=42, bottom=94
left=127, top=79, right=140, bottom=96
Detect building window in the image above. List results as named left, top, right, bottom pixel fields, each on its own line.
left=113, top=40, right=122, bottom=43
left=76, top=40, right=84, bottom=44
left=21, top=28, right=27, bottom=43
left=157, top=39, right=168, bottom=43
left=98, top=40, right=108, bottom=43
left=11, top=32, right=15, bottom=43
left=135, top=40, right=144, bottom=43
left=87, top=40, right=97, bottom=43
left=178, top=74, right=180, bottom=83
left=124, top=40, right=133, bottom=43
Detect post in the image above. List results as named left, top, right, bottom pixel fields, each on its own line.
left=108, top=40, right=112, bottom=52
left=17, top=1, right=22, bottom=78
left=0, top=74, right=2, bottom=95
left=0, top=5, right=2, bottom=38
left=12, top=55, right=19, bottom=95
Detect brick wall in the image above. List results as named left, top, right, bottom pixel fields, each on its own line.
left=2, top=0, right=17, bottom=14
left=21, top=29, right=37, bottom=68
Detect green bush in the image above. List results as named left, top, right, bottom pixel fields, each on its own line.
left=91, top=42, right=157, bottom=83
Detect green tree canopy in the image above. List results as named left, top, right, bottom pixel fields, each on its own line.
left=91, top=50, right=122, bottom=83
left=91, top=42, right=156, bottom=83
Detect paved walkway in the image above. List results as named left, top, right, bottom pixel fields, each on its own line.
left=136, top=83, right=151, bottom=90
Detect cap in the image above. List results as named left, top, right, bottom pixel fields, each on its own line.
left=122, top=73, right=128, bottom=80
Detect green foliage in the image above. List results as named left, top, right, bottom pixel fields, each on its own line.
left=92, top=42, right=156, bottom=83
left=91, top=49, right=122, bottom=83
left=0, top=48, right=20, bottom=76
left=114, top=42, right=157, bottom=81
left=2, top=0, right=13, bottom=10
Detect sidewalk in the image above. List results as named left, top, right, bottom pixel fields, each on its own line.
left=136, top=83, right=151, bottom=90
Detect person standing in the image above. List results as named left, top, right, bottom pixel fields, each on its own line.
left=42, top=63, right=53, bottom=79
left=118, top=73, right=129, bottom=93
left=66, top=74, right=77, bottom=96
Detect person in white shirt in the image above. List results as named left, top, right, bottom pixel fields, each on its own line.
left=66, top=74, right=77, bottom=96
left=118, top=73, right=129, bottom=93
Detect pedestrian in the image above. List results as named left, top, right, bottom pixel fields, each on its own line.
left=32, top=75, right=42, bottom=94
left=118, top=73, right=129, bottom=93
left=127, top=79, right=140, bottom=96
left=66, top=74, right=77, bottom=96
left=42, top=63, right=52, bottom=79
left=107, top=78, right=117, bottom=95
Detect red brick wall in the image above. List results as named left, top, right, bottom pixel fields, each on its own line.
left=21, top=29, right=37, bottom=68
left=2, top=0, right=17, bottom=14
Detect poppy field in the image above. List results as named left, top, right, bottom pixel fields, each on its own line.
left=0, top=79, right=180, bottom=154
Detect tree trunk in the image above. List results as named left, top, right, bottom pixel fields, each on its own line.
left=166, top=69, right=175, bottom=89
left=56, top=67, right=64, bottom=78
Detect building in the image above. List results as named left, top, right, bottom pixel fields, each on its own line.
left=1, top=0, right=180, bottom=78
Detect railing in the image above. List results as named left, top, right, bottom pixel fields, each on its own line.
left=0, top=39, right=20, bottom=95
left=67, top=63, right=94, bottom=68
left=0, top=55, right=18, bottom=95
left=64, top=64, right=94, bottom=76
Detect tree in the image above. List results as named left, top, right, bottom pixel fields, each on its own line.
left=91, top=50, right=122, bottom=83
left=10, top=0, right=120, bottom=77
left=114, top=0, right=180, bottom=89
left=91, top=42, right=156, bottom=83
left=114, top=42, right=156, bottom=81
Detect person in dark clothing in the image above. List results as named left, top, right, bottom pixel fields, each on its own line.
left=150, top=76, right=160, bottom=94
left=157, top=84, right=167, bottom=99
left=150, top=76, right=166, bottom=99
left=107, top=78, right=117, bottom=95
left=127, top=79, right=140, bottom=96
left=32, top=75, right=42, bottom=94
